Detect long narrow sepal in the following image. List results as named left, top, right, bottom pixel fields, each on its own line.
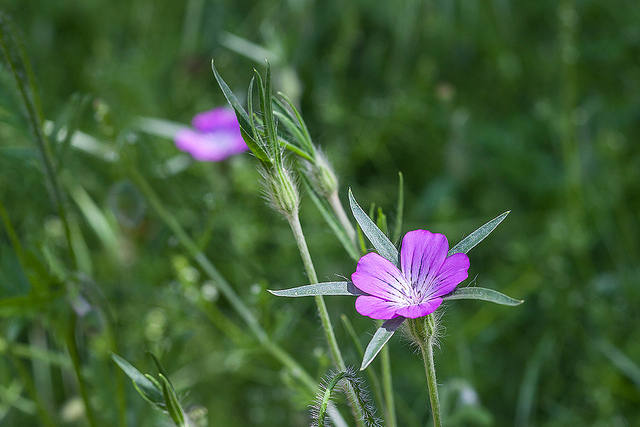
left=159, top=374, right=188, bottom=427
left=348, top=189, right=399, bottom=267
left=269, top=281, right=365, bottom=297
left=443, top=286, right=523, bottom=306
left=360, top=317, right=405, bottom=371
left=211, top=60, right=272, bottom=164
left=448, top=211, right=510, bottom=256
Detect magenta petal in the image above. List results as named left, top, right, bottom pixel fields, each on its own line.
left=174, top=128, right=247, bottom=161
left=400, top=230, right=449, bottom=291
left=355, top=295, right=401, bottom=320
left=395, top=298, right=443, bottom=319
left=432, top=252, right=470, bottom=297
left=191, top=108, right=239, bottom=133
left=351, top=252, right=409, bottom=303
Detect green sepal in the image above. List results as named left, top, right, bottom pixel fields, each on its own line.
left=360, top=317, right=405, bottom=371
left=443, top=286, right=524, bottom=306
left=159, top=373, right=188, bottom=427
left=211, top=60, right=271, bottom=164
left=349, top=189, right=399, bottom=267
left=448, top=211, right=510, bottom=256
left=253, top=64, right=279, bottom=159
left=269, top=281, right=365, bottom=297
left=147, top=351, right=171, bottom=382
left=273, top=92, right=316, bottom=156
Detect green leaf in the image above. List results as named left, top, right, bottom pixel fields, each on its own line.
left=595, top=338, right=640, bottom=390
left=269, top=282, right=365, bottom=297
left=52, top=93, right=90, bottom=167
left=112, top=354, right=164, bottom=407
left=277, top=135, right=313, bottom=161
left=275, top=92, right=315, bottom=155
left=64, top=178, right=120, bottom=260
left=135, top=117, right=188, bottom=139
left=246, top=75, right=261, bottom=149
left=262, top=63, right=278, bottom=148
left=443, top=287, right=523, bottom=306
left=239, top=127, right=271, bottom=163
left=448, top=211, right=510, bottom=256
left=361, top=317, right=405, bottom=370
left=349, top=189, right=399, bottom=266
left=272, top=108, right=314, bottom=160
left=211, top=60, right=250, bottom=130
left=159, top=373, right=188, bottom=427
left=0, top=291, right=65, bottom=317
left=211, top=60, right=271, bottom=163
left=147, top=352, right=171, bottom=382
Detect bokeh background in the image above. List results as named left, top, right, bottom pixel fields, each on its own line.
left=1, top=0, right=639, bottom=425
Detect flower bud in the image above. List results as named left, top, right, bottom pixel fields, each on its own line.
left=306, top=150, right=338, bottom=198
left=263, top=163, right=300, bottom=219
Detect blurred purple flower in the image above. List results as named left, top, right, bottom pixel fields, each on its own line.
left=174, top=108, right=248, bottom=161
left=352, top=230, right=470, bottom=320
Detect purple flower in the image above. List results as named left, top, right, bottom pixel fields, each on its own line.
left=174, top=108, right=248, bottom=161
left=352, top=230, right=470, bottom=320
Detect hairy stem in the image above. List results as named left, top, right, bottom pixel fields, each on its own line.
left=408, top=316, right=442, bottom=427
left=288, top=212, right=345, bottom=367
left=288, top=212, right=364, bottom=426
left=380, top=344, right=397, bottom=427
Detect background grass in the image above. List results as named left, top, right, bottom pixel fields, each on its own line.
left=1, top=0, right=639, bottom=425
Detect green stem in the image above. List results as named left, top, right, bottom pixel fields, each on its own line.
left=288, top=212, right=342, bottom=367
left=408, top=316, right=442, bottom=427
left=288, top=212, right=364, bottom=426
left=130, top=169, right=317, bottom=393
left=66, top=313, right=98, bottom=427
left=380, top=344, right=397, bottom=427
left=328, top=191, right=358, bottom=250
left=102, top=312, right=127, bottom=427
left=7, top=352, right=56, bottom=427
left=0, top=17, right=77, bottom=271
left=195, top=298, right=252, bottom=346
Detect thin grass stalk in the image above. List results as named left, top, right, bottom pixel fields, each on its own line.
left=129, top=169, right=319, bottom=393
left=7, top=352, right=56, bottom=427
left=328, top=191, right=358, bottom=251
left=0, top=15, right=77, bottom=271
left=65, top=313, right=98, bottom=427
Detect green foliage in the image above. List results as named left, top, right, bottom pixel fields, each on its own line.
left=1, top=0, right=639, bottom=425
left=113, top=353, right=194, bottom=426
left=312, top=368, right=381, bottom=427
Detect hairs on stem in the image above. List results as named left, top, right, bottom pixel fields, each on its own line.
left=311, top=367, right=381, bottom=427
